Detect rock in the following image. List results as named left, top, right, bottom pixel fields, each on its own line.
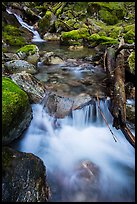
left=3, top=53, right=19, bottom=62
left=4, top=60, right=37, bottom=74
left=16, top=44, right=40, bottom=66
left=68, top=45, right=84, bottom=51
left=43, top=32, right=60, bottom=41
left=44, top=92, right=74, bottom=118
left=43, top=92, right=91, bottom=118
left=41, top=52, right=64, bottom=65
left=2, top=147, right=49, bottom=202
left=11, top=71, right=46, bottom=103
left=2, top=77, right=32, bottom=145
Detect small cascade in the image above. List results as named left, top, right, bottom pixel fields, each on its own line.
left=10, top=98, right=135, bottom=202
left=6, top=8, right=45, bottom=42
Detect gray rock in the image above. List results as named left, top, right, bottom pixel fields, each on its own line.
left=2, top=147, right=49, bottom=202
left=4, top=60, right=37, bottom=74
left=41, top=52, right=64, bottom=65
left=43, top=92, right=91, bottom=118
left=11, top=71, right=46, bottom=103
left=43, top=32, right=60, bottom=41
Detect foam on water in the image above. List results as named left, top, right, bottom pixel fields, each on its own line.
left=14, top=101, right=135, bottom=202
left=6, top=8, right=45, bottom=42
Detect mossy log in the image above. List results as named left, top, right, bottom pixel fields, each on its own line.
left=104, top=38, right=135, bottom=148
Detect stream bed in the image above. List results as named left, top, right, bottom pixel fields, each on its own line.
left=10, top=42, right=135, bottom=202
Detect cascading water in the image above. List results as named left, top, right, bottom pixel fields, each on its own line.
left=11, top=99, right=135, bottom=202
left=6, top=8, right=45, bottom=42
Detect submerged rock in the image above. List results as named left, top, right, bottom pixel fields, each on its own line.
left=11, top=71, right=46, bottom=103
left=2, top=77, right=32, bottom=145
left=4, top=60, right=37, bottom=74
left=2, top=147, right=49, bottom=202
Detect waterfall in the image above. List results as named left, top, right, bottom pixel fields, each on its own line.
left=6, top=8, right=45, bottom=42
left=11, top=98, right=135, bottom=202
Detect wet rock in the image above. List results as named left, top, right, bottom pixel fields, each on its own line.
left=4, top=60, right=37, bottom=74
left=11, top=71, right=46, bottom=103
left=16, top=44, right=40, bottom=66
left=41, top=52, right=64, bottom=65
left=44, top=32, right=60, bottom=41
left=43, top=92, right=91, bottom=118
left=2, top=147, right=49, bottom=202
left=2, top=77, right=32, bottom=145
left=68, top=45, right=84, bottom=51
left=3, top=52, right=19, bottom=62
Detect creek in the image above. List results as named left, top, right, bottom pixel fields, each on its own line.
left=8, top=11, right=135, bottom=202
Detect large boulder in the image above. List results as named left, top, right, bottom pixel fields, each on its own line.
left=11, top=71, right=46, bottom=103
left=2, top=77, right=32, bottom=145
left=2, top=147, right=49, bottom=202
left=4, top=60, right=37, bottom=74
left=16, top=44, right=40, bottom=66
left=43, top=92, right=91, bottom=118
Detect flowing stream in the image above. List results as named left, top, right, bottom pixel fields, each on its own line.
left=11, top=99, right=135, bottom=202
left=7, top=10, right=135, bottom=202
left=6, top=8, right=45, bottom=42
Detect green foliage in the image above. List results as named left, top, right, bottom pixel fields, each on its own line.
left=99, top=9, right=118, bottom=25
left=16, top=44, right=37, bottom=55
left=128, top=52, right=135, bottom=75
left=89, top=34, right=118, bottom=45
left=2, top=77, right=29, bottom=133
left=2, top=25, right=26, bottom=46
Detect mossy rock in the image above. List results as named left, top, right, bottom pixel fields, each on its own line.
left=128, top=52, right=135, bottom=75
left=88, top=34, right=118, bottom=45
left=2, top=77, right=32, bottom=145
left=123, top=25, right=135, bottom=44
left=99, top=8, right=118, bottom=25
left=60, top=28, right=90, bottom=45
left=2, top=25, right=26, bottom=46
left=16, top=44, right=39, bottom=56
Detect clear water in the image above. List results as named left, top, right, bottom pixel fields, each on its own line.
left=11, top=100, right=135, bottom=202
left=6, top=8, right=45, bottom=42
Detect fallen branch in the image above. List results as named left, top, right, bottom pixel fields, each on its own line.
left=104, top=38, right=135, bottom=148
left=115, top=43, right=135, bottom=57
left=97, top=95, right=117, bottom=142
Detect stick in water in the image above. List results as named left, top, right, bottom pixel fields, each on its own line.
left=97, top=94, right=118, bottom=142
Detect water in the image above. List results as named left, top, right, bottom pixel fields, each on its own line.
left=6, top=8, right=45, bottom=42
left=11, top=100, right=135, bottom=202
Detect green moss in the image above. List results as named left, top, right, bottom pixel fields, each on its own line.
left=2, top=77, right=29, bottom=134
left=45, top=10, right=52, bottom=18
left=2, top=25, right=26, bottom=46
left=61, top=30, right=81, bottom=40
left=61, top=28, right=89, bottom=41
left=128, top=52, right=135, bottom=75
left=123, top=24, right=135, bottom=44
left=89, top=34, right=118, bottom=45
left=16, top=44, right=37, bottom=55
left=99, top=9, right=118, bottom=25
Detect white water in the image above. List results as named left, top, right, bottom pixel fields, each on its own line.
left=13, top=100, right=135, bottom=202
left=6, top=8, right=45, bottom=42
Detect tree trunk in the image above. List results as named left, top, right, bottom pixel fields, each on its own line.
left=104, top=39, right=135, bottom=148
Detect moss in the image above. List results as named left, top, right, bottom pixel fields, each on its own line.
left=16, top=44, right=38, bottom=55
left=2, top=25, right=26, bottom=46
left=128, top=52, right=135, bottom=75
left=99, top=9, right=118, bottom=25
left=89, top=34, right=118, bottom=45
left=2, top=77, right=29, bottom=135
left=123, top=24, right=135, bottom=44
